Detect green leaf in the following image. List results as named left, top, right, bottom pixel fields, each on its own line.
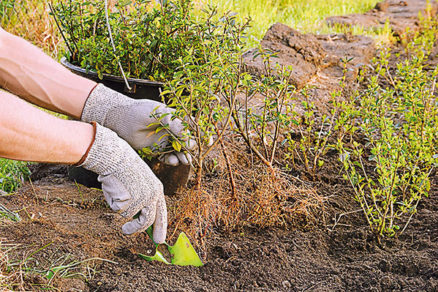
left=139, top=250, right=171, bottom=265
left=146, top=225, right=154, bottom=242
left=141, top=147, right=153, bottom=155
left=168, top=232, right=204, bottom=267
left=172, top=140, right=182, bottom=152
left=45, top=265, right=68, bottom=279
left=140, top=227, right=203, bottom=267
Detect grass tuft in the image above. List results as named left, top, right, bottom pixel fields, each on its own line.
left=0, top=159, right=30, bottom=194
left=1, top=0, right=63, bottom=57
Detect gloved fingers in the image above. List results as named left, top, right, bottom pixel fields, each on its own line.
left=159, top=153, right=180, bottom=166
left=152, top=195, right=168, bottom=244
left=98, top=174, right=131, bottom=212
left=176, top=152, right=192, bottom=165
left=154, top=110, right=194, bottom=144
left=135, top=101, right=170, bottom=127
left=167, top=116, right=186, bottom=139
left=144, top=103, right=187, bottom=139
left=159, top=152, right=192, bottom=166
left=186, top=138, right=196, bottom=150
left=122, top=204, right=156, bottom=235
left=131, top=130, right=170, bottom=151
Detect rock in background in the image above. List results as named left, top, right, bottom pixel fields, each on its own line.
left=326, top=0, right=438, bottom=38
left=243, top=0, right=438, bottom=110
left=243, top=23, right=326, bottom=89
left=243, top=24, right=375, bottom=110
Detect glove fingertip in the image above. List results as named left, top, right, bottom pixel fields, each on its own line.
left=165, top=154, right=179, bottom=166
left=153, top=197, right=167, bottom=244
left=187, top=139, right=196, bottom=150
left=175, top=152, right=187, bottom=165
left=187, top=154, right=193, bottom=164
left=207, top=136, right=214, bottom=147
left=153, top=232, right=166, bottom=244
left=122, top=222, right=136, bottom=235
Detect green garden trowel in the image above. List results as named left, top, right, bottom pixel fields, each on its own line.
left=138, top=226, right=203, bottom=267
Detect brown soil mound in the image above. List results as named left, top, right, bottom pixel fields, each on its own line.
left=308, top=33, right=376, bottom=109
left=243, top=23, right=376, bottom=110
left=243, top=23, right=327, bottom=89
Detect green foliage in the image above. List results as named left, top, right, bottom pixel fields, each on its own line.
left=51, top=0, right=237, bottom=82
left=160, top=18, right=305, bottom=185
left=0, top=158, right=30, bottom=194
left=335, top=19, right=438, bottom=237
left=284, top=86, right=337, bottom=178
left=141, top=8, right=305, bottom=191
left=284, top=58, right=353, bottom=178
left=0, top=0, right=15, bottom=20
left=232, top=51, right=297, bottom=169
left=153, top=8, right=250, bottom=183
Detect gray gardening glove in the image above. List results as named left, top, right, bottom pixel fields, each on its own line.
left=78, top=123, right=167, bottom=243
left=81, top=84, right=193, bottom=166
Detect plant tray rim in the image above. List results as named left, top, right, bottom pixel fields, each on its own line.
left=60, top=57, right=164, bottom=87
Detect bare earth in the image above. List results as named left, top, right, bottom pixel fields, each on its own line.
left=1, top=0, right=438, bottom=291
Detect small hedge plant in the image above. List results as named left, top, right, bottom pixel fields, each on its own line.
left=51, top=0, right=244, bottom=82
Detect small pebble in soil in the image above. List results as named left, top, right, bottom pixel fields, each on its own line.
left=282, top=280, right=292, bottom=288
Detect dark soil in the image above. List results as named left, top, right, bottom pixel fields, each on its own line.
left=1, top=1, right=438, bottom=291
left=1, top=168, right=437, bottom=291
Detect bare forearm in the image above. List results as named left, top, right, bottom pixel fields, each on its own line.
left=0, top=90, right=93, bottom=164
left=0, top=28, right=96, bottom=118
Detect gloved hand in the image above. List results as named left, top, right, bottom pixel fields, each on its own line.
left=81, top=84, right=192, bottom=166
left=78, top=123, right=167, bottom=243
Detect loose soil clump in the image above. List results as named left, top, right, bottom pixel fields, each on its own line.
left=243, top=23, right=327, bottom=90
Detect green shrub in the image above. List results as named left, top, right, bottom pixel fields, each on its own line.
left=335, top=18, right=438, bottom=237
left=50, top=0, right=237, bottom=82
left=0, top=159, right=30, bottom=193
left=0, top=0, right=15, bottom=20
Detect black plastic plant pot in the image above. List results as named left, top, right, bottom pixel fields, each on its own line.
left=61, top=58, right=191, bottom=196
left=61, top=57, right=163, bottom=100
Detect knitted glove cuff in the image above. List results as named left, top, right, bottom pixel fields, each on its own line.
left=75, top=122, right=97, bottom=166
left=78, top=123, right=127, bottom=176
left=81, top=84, right=132, bottom=124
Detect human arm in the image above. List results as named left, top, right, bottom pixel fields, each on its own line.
left=0, top=28, right=190, bottom=165
left=0, top=89, right=93, bottom=163
left=0, top=27, right=96, bottom=118
left=0, top=90, right=167, bottom=242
